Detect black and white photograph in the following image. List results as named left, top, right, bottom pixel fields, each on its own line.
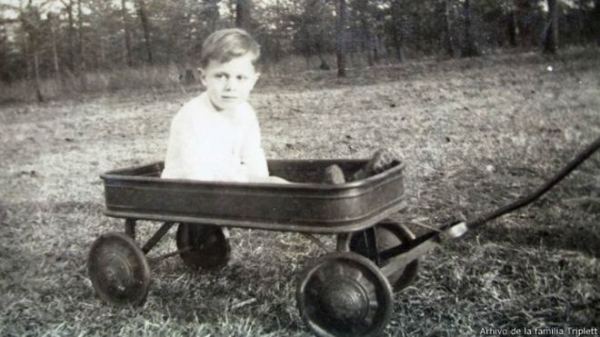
left=1, top=0, right=599, bottom=336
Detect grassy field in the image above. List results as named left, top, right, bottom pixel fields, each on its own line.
left=1, top=49, right=599, bottom=337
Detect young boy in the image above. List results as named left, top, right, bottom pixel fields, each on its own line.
left=162, top=28, right=399, bottom=184
left=162, top=28, right=285, bottom=183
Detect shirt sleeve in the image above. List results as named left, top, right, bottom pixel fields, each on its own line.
left=161, top=110, right=216, bottom=181
left=241, top=108, right=269, bottom=180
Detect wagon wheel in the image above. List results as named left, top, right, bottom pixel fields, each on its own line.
left=88, top=232, right=151, bottom=306
left=176, top=223, right=231, bottom=270
left=297, top=252, right=393, bottom=337
left=338, top=220, right=419, bottom=292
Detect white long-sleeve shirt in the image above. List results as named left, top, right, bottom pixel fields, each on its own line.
left=161, top=92, right=269, bottom=182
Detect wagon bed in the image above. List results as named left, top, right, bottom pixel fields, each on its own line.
left=94, top=158, right=420, bottom=337
left=101, top=159, right=407, bottom=233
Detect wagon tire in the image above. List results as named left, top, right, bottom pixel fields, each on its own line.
left=338, top=220, right=419, bottom=292
left=297, top=252, right=393, bottom=337
left=176, top=223, right=231, bottom=271
left=88, top=231, right=151, bottom=306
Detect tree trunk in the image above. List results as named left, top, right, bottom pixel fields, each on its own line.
left=359, top=7, right=373, bottom=66
left=577, top=0, right=585, bottom=45
left=274, top=0, right=282, bottom=62
left=391, top=0, right=405, bottom=61
left=365, top=32, right=374, bottom=66
left=373, top=34, right=380, bottom=64
left=121, top=0, right=133, bottom=66
left=441, top=0, right=455, bottom=57
left=77, top=0, right=84, bottom=69
left=99, top=36, right=106, bottom=68
left=593, top=0, right=600, bottom=47
left=461, top=0, right=480, bottom=57
left=543, top=0, right=559, bottom=54
left=33, top=51, right=43, bottom=102
left=67, top=0, right=76, bottom=72
left=136, top=0, right=153, bottom=64
left=49, top=13, right=61, bottom=83
left=316, top=41, right=330, bottom=70
left=508, top=11, right=518, bottom=47
left=77, top=0, right=87, bottom=90
left=236, top=0, right=251, bottom=30
left=205, top=0, right=220, bottom=32
left=336, top=0, right=347, bottom=77
left=22, top=31, right=32, bottom=80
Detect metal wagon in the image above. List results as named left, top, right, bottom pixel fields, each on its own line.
left=89, top=158, right=465, bottom=337
left=88, top=135, right=599, bottom=337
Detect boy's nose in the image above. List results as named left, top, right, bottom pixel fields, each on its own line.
left=225, top=79, right=237, bottom=91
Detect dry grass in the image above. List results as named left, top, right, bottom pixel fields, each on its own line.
left=0, top=53, right=372, bottom=104
left=1, top=49, right=599, bottom=336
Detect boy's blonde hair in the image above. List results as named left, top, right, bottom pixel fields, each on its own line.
left=200, top=28, right=260, bottom=69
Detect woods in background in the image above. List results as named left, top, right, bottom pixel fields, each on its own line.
left=0, top=0, right=599, bottom=97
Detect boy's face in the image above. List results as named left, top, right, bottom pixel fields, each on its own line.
left=201, top=54, right=260, bottom=111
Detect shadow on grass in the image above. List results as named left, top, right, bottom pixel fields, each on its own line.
left=148, top=260, right=303, bottom=333
left=2, top=199, right=305, bottom=334
left=477, top=222, right=600, bottom=258
left=0, top=199, right=104, bottom=284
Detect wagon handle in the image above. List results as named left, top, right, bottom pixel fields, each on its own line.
left=465, top=134, right=600, bottom=231
left=378, top=136, right=599, bottom=267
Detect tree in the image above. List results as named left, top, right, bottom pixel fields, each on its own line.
left=543, top=0, right=559, bottom=53
left=288, top=0, right=334, bottom=70
left=0, top=25, right=15, bottom=82
left=236, top=0, right=252, bottom=30
left=389, top=0, right=406, bottom=61
left=18, top=1, right=44, bottom=101
left=136, top=0, right=153, bottom=64
left=512, top=0, right=542, bottom=48
left=336, top=0, right=347, bottom=77
left=507, top=9, right=518, bottom=47
left=439, top=0, right=456, bottom=57
left=121, top=0, right=133, bottom=66
left=77, top=0, right=87, bottom=89
left=592, top=0, right=600, bottom=47
left=204, top=0, right=221, bottom=33
left=48, top=12, right=60, bottom=81
left=251, top=0, right=290, bottom=62
left=461, top=0, right=481, bottom=57
left=61, top=0, right=76, bottom=72
left=353, top=0, right=380, bottom=66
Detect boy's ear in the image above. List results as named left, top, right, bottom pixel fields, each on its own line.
left=252, top=72, right=261, bottom=85
left=198, top=68, right=207, bottom=86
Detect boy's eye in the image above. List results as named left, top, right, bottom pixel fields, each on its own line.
left=237, top=75, right=247, bottom=81
left=215, top=73, right=227, bottom=79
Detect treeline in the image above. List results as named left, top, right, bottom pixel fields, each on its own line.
left=0, top=0, right=599, bottom=98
